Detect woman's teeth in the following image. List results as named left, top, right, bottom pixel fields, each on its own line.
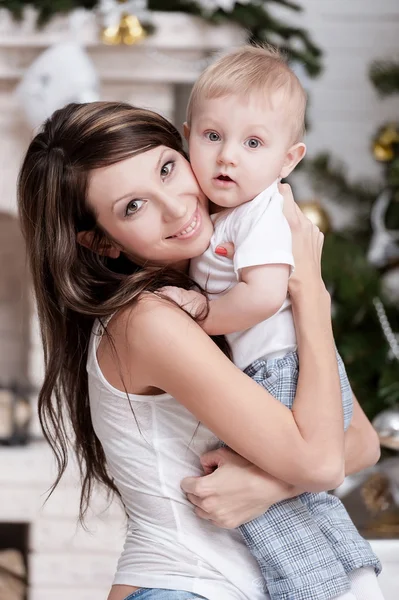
left=173, top=215, right=198, bottom=238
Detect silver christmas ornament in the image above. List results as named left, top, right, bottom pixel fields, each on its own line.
left=381, top=267, right=399, bottom=304
left=373, top=408, right=399, bottom=450
left=368, top=189, right=399, bottom=269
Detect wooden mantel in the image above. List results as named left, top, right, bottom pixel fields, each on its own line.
left=0, top=9, right=245, bottom=216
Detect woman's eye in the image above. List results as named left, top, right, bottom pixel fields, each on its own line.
left=245, top=138, right=261, bottom=149
left=125, top=199, right=145, bottom=217
left=206, top=131, right=221, bottom=142
left=160, top=161, right=174, bottom=178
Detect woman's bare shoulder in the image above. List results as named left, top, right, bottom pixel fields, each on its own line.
left=113, top=293, right=195, bottom=336
left=107, top=293, right=205, bottom=364
left=98, top=294, right=200, bottom=395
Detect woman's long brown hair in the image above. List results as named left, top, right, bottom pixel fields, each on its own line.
left=17, top=101, right=228, bottom=520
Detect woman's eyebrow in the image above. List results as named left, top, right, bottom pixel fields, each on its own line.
left=112, top=191, right=136, bottom=207
left=155, top=147, right=168, bottom=174
left=112, top=148, right=169, bottom=207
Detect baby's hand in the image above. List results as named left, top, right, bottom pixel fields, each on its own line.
left=215, top=242, right=235, bottom=258
left=160, top=286, right=207, bottom=319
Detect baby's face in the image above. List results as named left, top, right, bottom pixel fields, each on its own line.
left=188, top=92, right=298, bottom=208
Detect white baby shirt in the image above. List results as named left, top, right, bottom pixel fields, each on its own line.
left=190, top=180, right=297, bottom=370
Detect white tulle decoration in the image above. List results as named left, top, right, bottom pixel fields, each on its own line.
left=15, top=42, right=100, bottom=130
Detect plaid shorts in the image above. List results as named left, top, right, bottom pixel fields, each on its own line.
left=124, top=591, right=207, bottom=600
left=222, top=351, right=381, bottom=600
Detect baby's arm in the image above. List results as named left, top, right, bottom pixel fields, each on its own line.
left=161, top=263, right=289, bottom=334
left=204, top=189, right=294, bottom=334
left=162, top=190, right=293, bottom=331
left=201, top=263, right=290, bottom=335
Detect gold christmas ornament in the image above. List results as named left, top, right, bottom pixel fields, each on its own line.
left=372, top=123, right=399, bottom=163
left=299, top=201, right=331, bottom=234
left=360, top=472, right=393, bottom=514
left=99, top=0, right=149, bottom=46
left=102, top=14, right=147, bottom=45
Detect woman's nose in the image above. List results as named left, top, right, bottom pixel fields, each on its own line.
left=160, top=192, right=188, bottom=222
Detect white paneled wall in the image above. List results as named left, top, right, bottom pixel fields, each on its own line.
left=1, top=5, right=399, bottom=599
left=1, top=443, right=126, bottom=600
left=273, top=0, right=399, bottom=181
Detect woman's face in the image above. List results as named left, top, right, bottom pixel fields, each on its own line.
left=87, top=146, right=214, bottom=266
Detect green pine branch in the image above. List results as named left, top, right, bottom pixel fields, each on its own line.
left=370, top=60, right=399, bottom=97
left=5, top=1, right=97, bottom=26
left=321, top=233, right=399, bottom=419
left=4, top=1, right=323, bottom=77
left=302, top=153, right=379, bottom=217
left=228, top=3, right=322, bottom=77
left=265, top=0, right=302, bottom=11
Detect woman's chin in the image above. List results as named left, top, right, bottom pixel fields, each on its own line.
left=191, top=219, right=213, bottom=258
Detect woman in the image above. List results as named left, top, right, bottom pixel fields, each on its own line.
left=18, top=102, right=380, bottom=600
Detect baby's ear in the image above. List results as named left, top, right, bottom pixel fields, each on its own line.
left=77, top=230, right=121, bottom=259
left=183, top=122, right=191, bottom=141
left=280, top=143, right=306, bottom=179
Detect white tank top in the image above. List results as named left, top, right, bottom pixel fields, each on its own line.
left=87, top=319, right=268, bottom=600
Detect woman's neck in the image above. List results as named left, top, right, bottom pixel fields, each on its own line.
left=173, top=259, right=190, bottom=273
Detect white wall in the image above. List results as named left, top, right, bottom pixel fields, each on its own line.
left=275, top=0, right=399, bottom=182
left=173, top=1, right=399, bottom=218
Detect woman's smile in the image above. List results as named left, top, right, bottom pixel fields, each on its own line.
left=167, top=203, right=202, bottom=240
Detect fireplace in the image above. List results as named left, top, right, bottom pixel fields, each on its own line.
left=0, top=522, right=28, bottom=600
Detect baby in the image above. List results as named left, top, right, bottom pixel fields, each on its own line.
left=166, top=45, right=383, bottom=600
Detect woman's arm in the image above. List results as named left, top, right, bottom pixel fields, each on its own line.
left=344, top=393, right=381, bottom=474
left=113, top=186, right=343, bottom=492
left=180, top=399, right=380, bottom=529
left=124, top=288, right=343, bottom=493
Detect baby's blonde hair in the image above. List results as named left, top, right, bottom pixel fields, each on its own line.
left=187, top=44, right=307, bottom=143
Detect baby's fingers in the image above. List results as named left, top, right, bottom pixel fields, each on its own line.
left=158, top=286, right=182, bottom=304
left=215, top=242, right=235, bottom=259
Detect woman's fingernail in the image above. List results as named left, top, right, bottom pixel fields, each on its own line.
left=215, top=246, right=228, bottom=256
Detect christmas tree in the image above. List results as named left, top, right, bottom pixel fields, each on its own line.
left=302, top=61, right=399, bottom=420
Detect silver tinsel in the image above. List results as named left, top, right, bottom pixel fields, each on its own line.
left=373, top=297, right=399, bottom=362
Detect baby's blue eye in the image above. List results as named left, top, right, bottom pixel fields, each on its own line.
left=246, top=138, right=261, bottom=149
left=206, top=132, right=221, bottom=142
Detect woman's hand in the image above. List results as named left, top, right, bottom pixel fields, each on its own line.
left=215, top=184, right=326, bottom=300
left=182, top=398, right=380, bottom=530
left=180, top=447, right=298, bottom=529
left=279, top=182, right=326, bottom=298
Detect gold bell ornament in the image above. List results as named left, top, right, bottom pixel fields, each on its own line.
left=99, top=0, right=149, bottom=46
left=372, top=123, right=399, bottom=162
left=299, top=200, right=331, bottom=234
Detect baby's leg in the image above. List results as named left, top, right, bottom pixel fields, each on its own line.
left=238, top=498, right=351, bottom=600
left=348, top=567, right=386, bottom=599
left=236, top=353, right=352, bottom=600
left=300, top=352, right=381, bottom=579
left=302, top=491, right=381, bottom=577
